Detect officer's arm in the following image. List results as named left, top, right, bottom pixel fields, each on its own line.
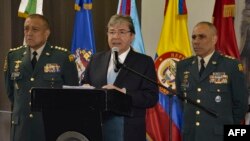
left=231, top=61, right=248, bottom=124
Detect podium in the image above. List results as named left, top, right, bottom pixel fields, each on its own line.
left=31, top=88, right=132, bottom=141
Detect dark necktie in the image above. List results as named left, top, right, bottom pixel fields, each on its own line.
left=31, top=51, right=38, bottom=69
left=199, top=58, right=205, bottom=76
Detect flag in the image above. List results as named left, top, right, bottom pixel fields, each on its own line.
left=117, top=0, right=145, bottom=54
left=213, top=0, right=240, bottom=59
left=71, top=0, right=96, bottom=83
left=146, top=0, right=192, bottom=141
left=18, top=0, right=43, bottom=18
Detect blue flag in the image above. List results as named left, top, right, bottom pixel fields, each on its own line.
left=71, top=0, right=96, bottom=83
left=117, top=0, right=145, bottom=54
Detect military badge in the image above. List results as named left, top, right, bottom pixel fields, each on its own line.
left=46, top=52, right=50, bottom=56
left=181, top=72, right=190, bottom=90
left=3, top=57, right=8, bottom=72
left=44, top=63, right=61, bottom=73
left=215, top=95, right=221, bottom=103
left=212, top=61, right=217, bottom=65
left=155, top=52, right=186, bottom=95
left=209, top=72, right=228, bottom=84
left=238, top=64, right=243, bottom=72
left=68, top=54, right=75, bottom=62
left=14, top=60, right=22, bottom=72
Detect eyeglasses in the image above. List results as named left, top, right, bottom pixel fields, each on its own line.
left=107, top=30, right=131, bottom=36
left=192, top=34, right=207, bottom=40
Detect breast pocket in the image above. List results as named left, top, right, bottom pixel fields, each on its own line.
left=209, top=85, right=229, bottom=94
left=43, top=73, right=62, bottom=82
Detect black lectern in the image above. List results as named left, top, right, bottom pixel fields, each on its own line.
left=31, top=88, right=132, bottom=141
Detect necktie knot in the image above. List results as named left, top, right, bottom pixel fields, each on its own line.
left=200, top=58, right=205, bottom=65
left=31, top=51, right=38, bottom=69
left=33, top=51, right=38, bottom=56
left=199, top=58, right=205, bottom=76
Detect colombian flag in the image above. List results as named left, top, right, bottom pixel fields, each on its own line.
left=146, top=0, right=192, bottom=141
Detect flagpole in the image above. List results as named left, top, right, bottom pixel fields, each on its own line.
left=169, top=95, right=173, bottom=141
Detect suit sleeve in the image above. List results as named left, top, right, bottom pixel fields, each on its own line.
left=62, top=54, right=79, bottom=86
left=231, top=60, right=249, bottom=123
left=127, top=57, right=159, bottom=108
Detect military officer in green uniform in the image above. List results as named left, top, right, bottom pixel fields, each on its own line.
left=175, top=21, right=249, bottom=141
left=4, top=14, right=79, bottom=141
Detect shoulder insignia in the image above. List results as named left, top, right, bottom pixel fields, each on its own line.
left=224, top=54, right=235, bottom=60
left=51, top=46, right=68, bottom=52
left=3, top=56, right=7, bottom=72
left=9, top=45, right=26, bottom=52
left=185, top=55, right=195, bottom=59
left=68, top=54, right=75, bottom=62
left=238, top=63, right=243, bottom=72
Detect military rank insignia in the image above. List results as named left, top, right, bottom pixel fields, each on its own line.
left=68, top=54, right=75, bottom=62
left=238, top=64, right=243, bottom=72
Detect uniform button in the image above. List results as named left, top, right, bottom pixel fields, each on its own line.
left=196, top=122, right=200, bottom=126
left=184, top=92, right=187, bottom=96
left=217, top=89, right=221, bottom=92
left=197, top=88, right=201, bottom=92
left=197, top=99, right=201, bottom=103
left=29, top=89, right=32, bottom=94
left=29, top=114, right=33, bottom=118
left=196, top=110, right=200, bottom=115
left=29, top=102, right=32, bottom=106
left=11, top=121, right=15, bottom=124
left=30, top=77, right=35, bottom=81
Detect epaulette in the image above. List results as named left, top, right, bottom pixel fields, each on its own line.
left=51, top=46, right=75, bottom=62
left=222, top=54, right=235, bottom=60
left=9, top=45, right=26, bottom=52
left=50, top=46, right=68, bottom=52
left=185, top=55, right=195, bottom=60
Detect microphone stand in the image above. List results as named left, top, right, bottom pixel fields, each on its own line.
left=116, top=61, right=218, bottom=141
left=118, top=62, right=217, bottom=117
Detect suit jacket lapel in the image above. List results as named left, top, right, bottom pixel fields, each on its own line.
left=21, top=47, right=33, bottom=74
left=189, top=57, right=200, bottom=82
left=199, top=52, right=220, bottom=81
left=101, top=51, right=111, bottom=85
left=32, top=44, right=51, bottom=76
left=114, top=49, right=134, bottom=85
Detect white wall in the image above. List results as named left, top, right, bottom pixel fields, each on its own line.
left=141, top=0, right=244, bottom=58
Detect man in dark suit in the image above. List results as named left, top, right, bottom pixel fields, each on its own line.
left=175, top=21, right=249, bottom=141
left=4, top=14, right=79, bottom=141
left=82, top=14, right=159, bottom=141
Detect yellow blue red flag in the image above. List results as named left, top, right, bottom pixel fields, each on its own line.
left=146, top=0, right=192, bottom=141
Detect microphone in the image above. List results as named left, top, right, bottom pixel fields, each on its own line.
left=112, top=47, right=121, bottom=72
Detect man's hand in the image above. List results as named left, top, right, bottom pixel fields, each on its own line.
left=102, top=84, right=126, bottom=94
